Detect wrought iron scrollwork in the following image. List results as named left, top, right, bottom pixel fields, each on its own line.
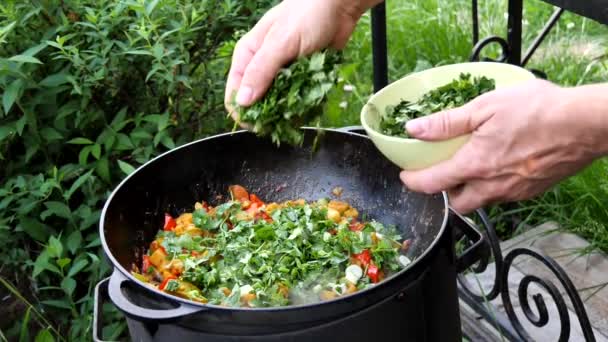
left=457, top=209, right=597, bottom=342
left=469, top=36, right=510, bottom=63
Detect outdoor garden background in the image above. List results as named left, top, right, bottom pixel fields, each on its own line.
left=1, top=0, right=607, bottom=341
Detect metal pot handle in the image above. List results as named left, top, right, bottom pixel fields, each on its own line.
left=93, top=277, right=113, bottom=342
left=448, top=207, right=490, bottom=273
left=107, top=268, right=204, bottom=321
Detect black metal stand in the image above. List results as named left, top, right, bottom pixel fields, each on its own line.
left=457, top=209, right=597, bottom=342
left=368, top=1, right=608, bottom=340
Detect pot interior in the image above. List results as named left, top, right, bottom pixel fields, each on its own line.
left=101, top=128, right=447, bottom=306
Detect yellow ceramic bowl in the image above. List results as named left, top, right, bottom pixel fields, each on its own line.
left=360, top=62, right=536, bottom=170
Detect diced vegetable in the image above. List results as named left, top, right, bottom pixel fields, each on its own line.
left=367, top=264, right=381, bottom=283
left=345, top=264, right=363, bottom=284
left=142, top=255, right=151, bottom=273
left=229, top=185, right=249, bottom=202
left=352, top=250, right=372, bottom=267
left=159, top=275, right=177, bottom=291
left=163, top=213, right=176, bottom=231
left=135, top=185, right=409, bottom=308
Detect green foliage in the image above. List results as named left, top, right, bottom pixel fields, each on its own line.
left=379, top=73, right=495, bottom=138
left=234, top=50, right=342, bottom=146
left=0, top=0, right=276, bottom=340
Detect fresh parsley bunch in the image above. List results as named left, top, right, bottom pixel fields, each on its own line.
left=232, top=50, right=342, bottom=146
left=380, top=73, right=496, bottom=138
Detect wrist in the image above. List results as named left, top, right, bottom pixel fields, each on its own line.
left=559, top=83, right=608, bottom=158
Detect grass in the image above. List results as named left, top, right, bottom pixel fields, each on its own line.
left=326, top=0, right=608, bottom=252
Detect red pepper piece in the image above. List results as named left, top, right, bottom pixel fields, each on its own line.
left=142, top=255, right=151, bottom=273
left=349, top=221, right=364, bottom=231
left=163, top=213, right=176, bottom=231
left=367, top=264, right=380, bottom=283
left=159, top=275, right=177, bottom=291
left=255, top=211, right=273, bottom=223
left=249, top=193, right=264, bottom=206
left=352, top=249, right=372, bottom=267
left=246, top=202, right=259, bottom=215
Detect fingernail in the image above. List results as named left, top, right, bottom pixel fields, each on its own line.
left=236, top=86, right=253, bottom=106
left=406, top=119, right=425, bottom=136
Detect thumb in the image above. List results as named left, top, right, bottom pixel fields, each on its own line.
left=236, top=30, right=297, bottom=107
left=405, top=101, right=487, bottom=141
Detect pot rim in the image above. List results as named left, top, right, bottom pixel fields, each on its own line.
left=99, top=127, right=449, bottom=312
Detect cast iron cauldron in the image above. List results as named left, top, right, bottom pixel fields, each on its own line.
left=93, top=127, right=486, bottom=342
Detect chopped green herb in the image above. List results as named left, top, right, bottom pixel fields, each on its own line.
left=139, top=189, right=414, bottom=307
left=164, top=279, right=180, bottom=292
left=232, top=50, right=342, bottom=146
left=379, top=73, right=496, bottom=138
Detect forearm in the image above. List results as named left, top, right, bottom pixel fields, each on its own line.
left=560, top=83, right=608, bottom=157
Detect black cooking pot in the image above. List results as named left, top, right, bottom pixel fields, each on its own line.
left=95, top=127, right=486, bottom=341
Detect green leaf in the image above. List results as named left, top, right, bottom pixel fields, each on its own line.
left=67, top=259, right=89, bottom=277
left=18, top=217, right=49, bottom=242
left=19, top=307, right=31, bottom=342
left=34, top=329, right=55, bottom=342
left=146, top=0, right=161, bottom=15
left=33, top=251, right=53, bottom=277
left=61, top=277, right=76, bottom=296
left=66, top=230, right=83, bottom=254
left=56, top=258, right=71, bottom=270
left=110, top=107, right=129, bottom=131
left=3, top=79, right=23, bottom=113
left=40, top=127, right=63, bottom=141
left=143, top=113, right=169, bottom=131
left=22, top=43, right=47, bottom=57
left=78, top=145, right=92, bottom=165
left=15, top=114, right=27, bottom=135
left=117, top=160, right=136, bottom=175
left=9, top=54, right=43, bottom=64
left=64, top=169, right=94, bottom=200
left=124, top=50, right=153, bottom=56
left=115, top=133, right=134, bottom=150
left=0, top=124, right=15, bottom=141
left=160, top=135, right=175, bottom=149
left=43, top=201, right=72, bottom=220
left=91, top=144, right=101, bottom=159
left=40, top=73, right=70, bottom=87
left=68, top=137, right=94, bottom=145
left=48, top=236, right=64, bottom=258
left=96, top=157, right=111, bottom=183
left=41, top=300, right=72, bottom=310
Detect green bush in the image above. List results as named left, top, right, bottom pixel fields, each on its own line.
left=0, top=0, right=276, bottom=340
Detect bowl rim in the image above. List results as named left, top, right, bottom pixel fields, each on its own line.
left=360, top=61, right=536, bottom=144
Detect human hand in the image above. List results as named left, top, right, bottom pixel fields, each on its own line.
left=399, top=79, right=608, bottom=213
left=224, top=0, right=379, bottom=123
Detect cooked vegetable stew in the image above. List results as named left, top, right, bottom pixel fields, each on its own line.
left=132, top=185, right=412, bottom=308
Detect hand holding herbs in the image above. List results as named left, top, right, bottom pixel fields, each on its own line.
left=132, top=185, right=411, bottom=307
left=231, top=51, right=342, bottom=146
left=380, top=73, right=496, bottom=138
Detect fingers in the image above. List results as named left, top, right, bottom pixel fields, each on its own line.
left=447, top=184, right=486, bottom=214
left=399, top=144, right=477, bottom=194
left=405, top=95, right=493, bottom=141
left=237, top=28, right=298, bottom=106
left=224, top=6, right=280, bottom=110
